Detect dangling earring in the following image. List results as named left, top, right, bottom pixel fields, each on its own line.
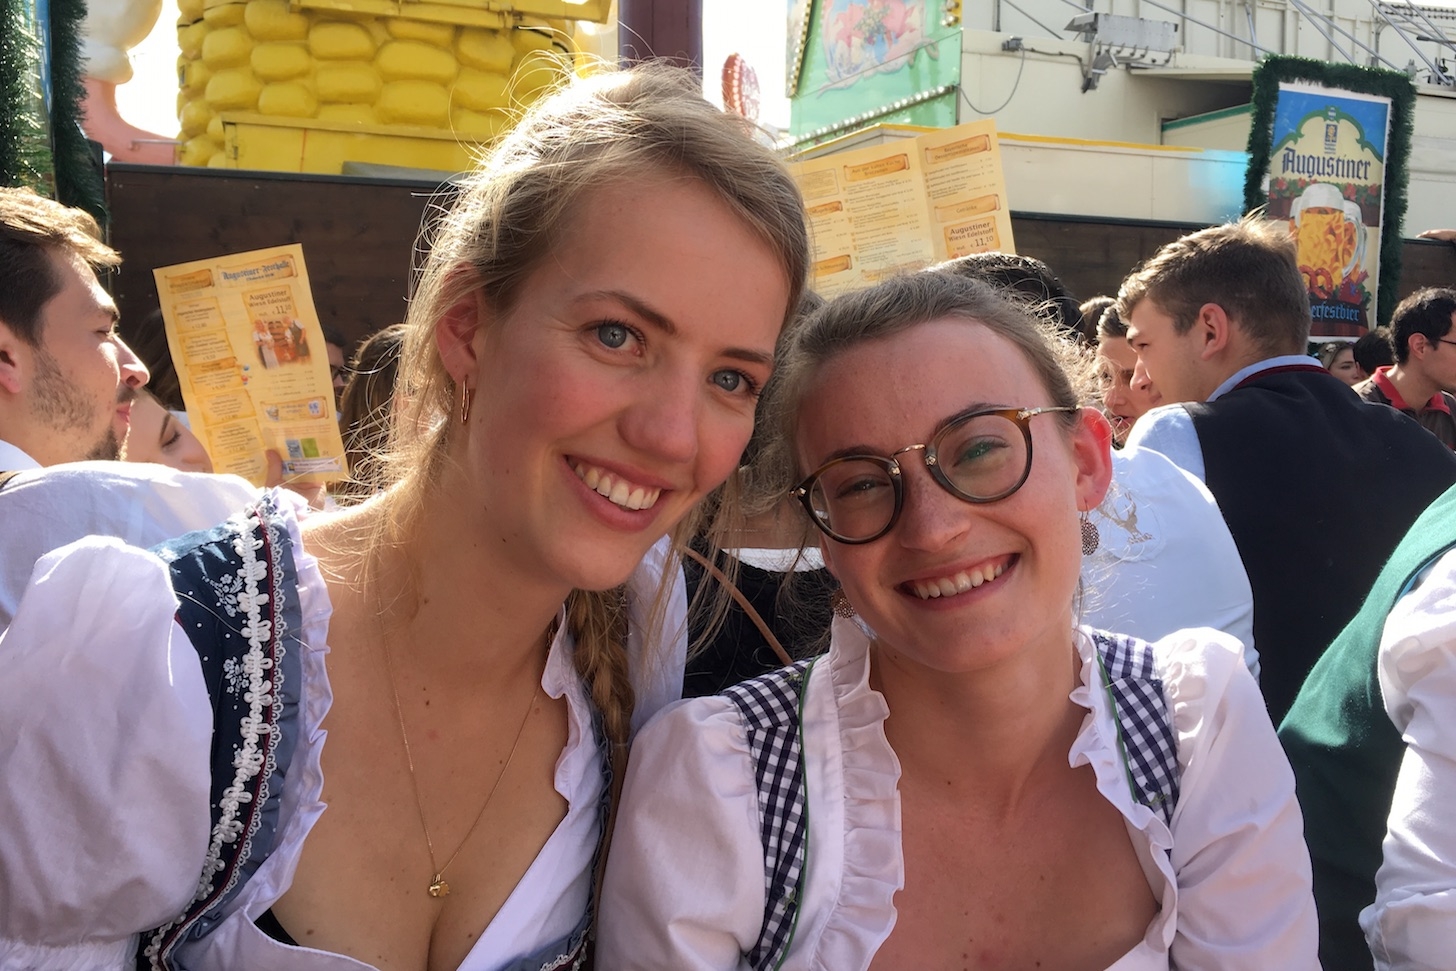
left=830, top=587, right=856, bottom=618
left=458, top=381, right=473, bottom=425
left=1080, top=510, right=1100, bottom=556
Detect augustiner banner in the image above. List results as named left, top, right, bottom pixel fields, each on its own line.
left=1263, top=83, right=1391, bottom=337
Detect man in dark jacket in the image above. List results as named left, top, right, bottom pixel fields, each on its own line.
left=1118, top=217, right=1456, bottom=722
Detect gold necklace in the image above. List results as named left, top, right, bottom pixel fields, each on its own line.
left=380, top=638, right=540, bottom=898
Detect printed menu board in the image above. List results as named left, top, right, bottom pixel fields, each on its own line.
left=154, top=244, right=346, bottom=486
left=792, top=119, right=1015, bottom=297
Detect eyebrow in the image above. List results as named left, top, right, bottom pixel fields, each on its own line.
left=814, top=401, right=1007, bottom=464
left=578, top=289, right=775, bottom=367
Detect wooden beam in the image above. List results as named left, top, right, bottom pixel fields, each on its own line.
left=617, top=0, right=703, bottom=71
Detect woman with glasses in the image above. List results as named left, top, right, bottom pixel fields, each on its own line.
left=599, top=271, right=1317, bottom=969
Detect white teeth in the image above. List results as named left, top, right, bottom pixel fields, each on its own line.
left=909, top=562, right=1008, bottom=600
left=572, top=462, right=662, bottom=511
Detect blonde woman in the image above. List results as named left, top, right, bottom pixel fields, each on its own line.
left=0, top=64, right=807, bottom=970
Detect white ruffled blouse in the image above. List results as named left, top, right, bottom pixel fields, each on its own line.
left=1363, top=546, right=1456, bottom=967
left=598, top=618, right=1318, bottom=970
left=0, top=487, right=686, bottom=971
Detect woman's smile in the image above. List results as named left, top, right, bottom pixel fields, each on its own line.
left=901, top=553, right=1014, bottom=601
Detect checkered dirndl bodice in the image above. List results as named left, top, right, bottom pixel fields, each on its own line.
left=724, top=631, right=1179, bottom=971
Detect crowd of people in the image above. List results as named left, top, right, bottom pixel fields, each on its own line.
left=3, top=61, right=1456, bottom=971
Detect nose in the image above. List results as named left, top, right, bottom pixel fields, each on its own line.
left=620, top=369, right=700, bottom=465
left=115, top=336, right=150, bottom=390
left=1131, top=356, right=1154, bottom=394
left=892, top=462, right=970, bottom=553
left=1103, top=379, right=1129, bottom=411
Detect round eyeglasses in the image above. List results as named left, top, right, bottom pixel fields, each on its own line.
left=790, top=406, right=1080, bottom=544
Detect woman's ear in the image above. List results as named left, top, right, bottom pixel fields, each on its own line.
left=1072, top=406, right=1115, bottom=512
left=434, top=279, right=490, bottom=386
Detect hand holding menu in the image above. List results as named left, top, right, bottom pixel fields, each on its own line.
left=154, top=244, right=347, bottom=487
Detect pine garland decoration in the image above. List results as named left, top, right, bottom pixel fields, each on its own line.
left=1244, top=55, right=1416, bottom=326
left=50, top=0, right=106, bottom=224
left=0, top=0, right=55, bottom=192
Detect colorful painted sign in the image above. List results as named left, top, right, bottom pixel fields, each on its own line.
left=1263, top=82, right=1390, bottom=336
left=790, top=0, right=959, bottom=141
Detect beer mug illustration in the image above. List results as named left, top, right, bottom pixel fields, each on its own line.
left=1290, top=182, right=1367, bottom=295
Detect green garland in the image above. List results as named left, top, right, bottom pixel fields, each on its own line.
left=0, top=0, right=105, bottom=225
left=51, top=0, right=105, bottom=224
left=0, top=0, right=54, bottom=192
left=1244, top=55, right=1416, bottom=327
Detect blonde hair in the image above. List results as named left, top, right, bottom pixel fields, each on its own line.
left=372, top=64, right=809, bottom=749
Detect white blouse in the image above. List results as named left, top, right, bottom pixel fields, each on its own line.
left=0, top=482, right=686, bottom=970
left=1363, top=546, right=1456, bottom=969
left=599, top=618, right=1318, bottom=970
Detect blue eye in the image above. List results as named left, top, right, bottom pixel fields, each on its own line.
left=595, top=322, right=630, bottom=349
left=710, top=369, right=745, bottom=393
left=707, top=368, right=762, bottom=398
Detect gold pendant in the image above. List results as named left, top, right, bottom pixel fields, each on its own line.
left=428, top=875, right=450, bottom=898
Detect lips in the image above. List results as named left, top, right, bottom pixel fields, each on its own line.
left=904, top=557, right=1010, bottom=600
left=571, top=461, right=663, bottom=511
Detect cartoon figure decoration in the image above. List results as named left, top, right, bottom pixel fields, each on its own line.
left=80, top=0, right=177, bottom=164
left=822, top=0, right=929, bottom=88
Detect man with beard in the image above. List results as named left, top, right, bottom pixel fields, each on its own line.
left=0, top=188, right=149, bottom=469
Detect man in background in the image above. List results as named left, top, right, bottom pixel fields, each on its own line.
left=1120, top=217, right=1456, bottom=720
left=0, top=187, right=148, bottom=469
left=1354, top=287, right=1456, bottom=449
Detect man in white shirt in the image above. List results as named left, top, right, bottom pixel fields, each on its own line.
left=0, top=187, right=149, bottom=470
left=1118, top=216, right=1456, bottom=722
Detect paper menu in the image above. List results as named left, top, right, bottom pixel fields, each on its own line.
left=792, top=119, right=1015, bottom=297
left=154, top=244, right=347, bottom=487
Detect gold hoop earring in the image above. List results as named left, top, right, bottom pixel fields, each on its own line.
left=458, top=382, right=473, bottom=425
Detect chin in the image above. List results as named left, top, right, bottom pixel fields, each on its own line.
left=554, top=540, right=663, bottom=594
left=84, top=429, right=123, bottom=462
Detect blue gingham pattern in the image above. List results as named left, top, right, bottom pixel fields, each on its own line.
left=1093, top=629, right=1181, bottom=826
left=722, top=659, right=815, bottom=971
